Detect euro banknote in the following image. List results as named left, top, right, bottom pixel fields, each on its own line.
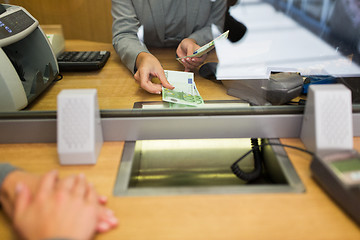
left=162, top=70, right=204, bottom=106
left=176, top=30, right=229, bottom=61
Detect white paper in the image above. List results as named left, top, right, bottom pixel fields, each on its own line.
left=215, top=1, right=360, bottom=80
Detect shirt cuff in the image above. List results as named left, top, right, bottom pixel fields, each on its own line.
left=0, top=163, right=18, bottom=189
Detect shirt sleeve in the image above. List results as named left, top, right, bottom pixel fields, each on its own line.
left=187, top=0, right=227, bottom=46
left=112, top=0, right=150, bottom=74
left=0, top=163, right=18, bottom=189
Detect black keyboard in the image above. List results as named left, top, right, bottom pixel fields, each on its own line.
left=57, top=51, right=110, bottom=71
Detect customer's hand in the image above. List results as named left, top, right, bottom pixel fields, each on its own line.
left=0, top=170, right=40, bottom=219
left=176, top=38, right=207, bottom=72
left=0, top=170, right=118, bottom=234
left=52, top=173, right=118, bottom=233
left=13, top=171, right=100, bottom=240
left=134, top=52, right=174, bottom=94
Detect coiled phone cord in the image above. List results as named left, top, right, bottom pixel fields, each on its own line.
left=231, top=138, right=263, bottom=182
left=231, top=140, right=314, bottom=182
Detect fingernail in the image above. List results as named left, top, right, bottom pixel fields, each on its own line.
left=106, top=209, right=114, bottom=216
left=109, top=216, right=118, bottom=225
left=98, top=222, right=110, bottom=231
left=99, top=195, right=108, bottom=203
left=156, top=91, right=161, bottom=94
left=15, top=183, right=24, bottom=193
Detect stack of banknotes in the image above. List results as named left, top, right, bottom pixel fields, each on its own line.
left=163, top=31, right=229, bottom=107
left=162, top=70, right=204, bottom=107
left=176, top=30, right=229, bottom=61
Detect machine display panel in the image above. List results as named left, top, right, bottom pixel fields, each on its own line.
left=0, top=10, right=35, bottom=39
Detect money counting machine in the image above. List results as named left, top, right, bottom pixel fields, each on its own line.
left=0, top=4, right=59, bottom=111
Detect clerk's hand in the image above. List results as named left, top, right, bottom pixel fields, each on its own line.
left=176, top=38, right=207, bottom=72
left=134, top=52, right=174, bottom=94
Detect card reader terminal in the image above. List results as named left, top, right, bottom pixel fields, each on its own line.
left=311, top=150, right=360, bottom=225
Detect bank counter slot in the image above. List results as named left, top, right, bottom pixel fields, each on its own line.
left=114, top=138, right=305, bottom=196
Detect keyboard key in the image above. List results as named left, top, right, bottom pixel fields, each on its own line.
left=57, top=51, right=110, bottom=71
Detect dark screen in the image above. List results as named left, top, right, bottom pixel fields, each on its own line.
left=0, top=9, right=35, bottom=40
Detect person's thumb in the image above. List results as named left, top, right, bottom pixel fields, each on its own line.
left=157, top=70, right=174, bottom=90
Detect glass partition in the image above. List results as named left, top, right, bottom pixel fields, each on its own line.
left=0, top=0, right=359, bottom=119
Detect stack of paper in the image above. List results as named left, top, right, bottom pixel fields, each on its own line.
left=215, top=1, right=360, bottom=80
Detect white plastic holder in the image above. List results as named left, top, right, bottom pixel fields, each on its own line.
left=57, top=89, right=103, bottom=165
left=300, top=84, right=353, bottom=154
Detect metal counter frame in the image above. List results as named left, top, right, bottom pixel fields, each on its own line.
left=0, top=107, right=359, bottom=143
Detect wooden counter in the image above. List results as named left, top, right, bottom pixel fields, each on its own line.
left=0, top=41, right=359, bottom=239
left=27, top=40, right=238, bottom=111
left=0, top=139, right=359, bottom=239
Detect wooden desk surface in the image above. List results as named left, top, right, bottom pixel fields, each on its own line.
left=1, top=41, right=359, bottom=239
left=0, top=139, right=359, bottom=239
left=28, top=40, right=238, bottom=111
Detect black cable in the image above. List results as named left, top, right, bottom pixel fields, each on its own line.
left=288, top=99, right=306, bottom=105
left=231, top=141, right=314, bottom=181
left=56, top=74, right=63, bottom=81
left=231, top=138, right=264, bottom=182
